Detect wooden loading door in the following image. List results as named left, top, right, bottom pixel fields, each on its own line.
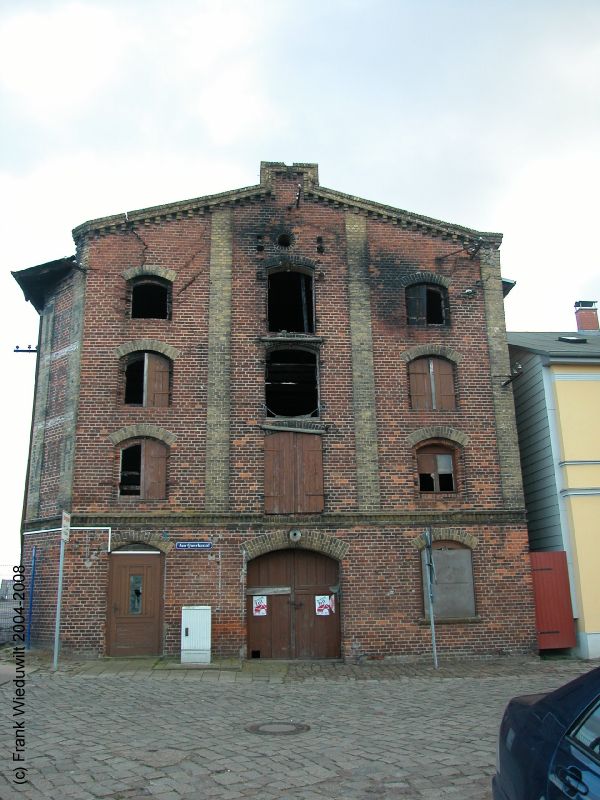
left=247, top=549, right=340, bottom=659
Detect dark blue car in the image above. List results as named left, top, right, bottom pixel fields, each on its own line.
left=493, top=666, right=600, bottom=799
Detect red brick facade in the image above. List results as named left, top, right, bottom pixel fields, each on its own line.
left=15, top=162, right=537, bottom=660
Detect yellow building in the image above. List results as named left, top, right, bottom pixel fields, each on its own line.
left=508, top=301, right=600, bottom=659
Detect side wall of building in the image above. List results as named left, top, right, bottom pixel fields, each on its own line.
left=509, top=348, right=563, bottom=550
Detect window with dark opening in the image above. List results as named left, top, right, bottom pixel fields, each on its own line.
left=124, top=352, right=171, bottom=407
left=417, top=444, right=455, bottom=492
left=268, top=271, right=314, bottom=333
left=120, top=444, right=142, bottom=495
left=408, top=357, right=456, bottom=410
left=119, top=439, right=168, bottom=499
left=422, top=541, right=475, bottom=619
left=131, top=278, right=171, bottom=319
left=265, top=349, right=318, bottom=417
left=406, top=284, right=448, bottom=326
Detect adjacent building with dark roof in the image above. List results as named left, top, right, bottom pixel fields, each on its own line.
left=508, top=302, right=600, bottom=659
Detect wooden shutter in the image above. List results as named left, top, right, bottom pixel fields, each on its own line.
left=296, top=434, right=324, bottom=513
left=264, top=432, right=295, bottom=513
left=530, top=552, right=576, bottom=649
left=143, top=440, right=167, bottom=499
left=408, top=359, right=432, bottom=409
left=146, top=353, right=170, bottom=407
left=432, top=358, right=456, bottom=410
left=417, top=450, right=436, bottom=476
left=406, top=285, right=426, bottom=325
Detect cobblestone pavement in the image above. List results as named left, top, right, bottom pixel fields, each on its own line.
left=0, top=651, right=594, bottom=800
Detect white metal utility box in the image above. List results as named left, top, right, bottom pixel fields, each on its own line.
left=180, top=605, right=211, bottom=664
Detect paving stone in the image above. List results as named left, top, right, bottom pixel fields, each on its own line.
left=0, top=652, right=592, bottom=799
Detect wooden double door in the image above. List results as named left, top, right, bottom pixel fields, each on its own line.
left=107, top=552, right=163, bottom=656
left=247, top=549, right=340, bottom=659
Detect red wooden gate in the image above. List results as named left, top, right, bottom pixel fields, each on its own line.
left=530, top=551, right=576, bottom=650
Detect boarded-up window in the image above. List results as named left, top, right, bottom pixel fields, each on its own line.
left=125, top=352, right=171, bottom=407
left=417, top=444, right=456, bottom=492
left=119, top=439, right=168, bottom=500
left=408, top=357, right=455, bottom=410
left=422, top=541, right=476, bottom=619
left=264, top=432, right=324, bottom=514
left=406, top=284, right=448, bottom=326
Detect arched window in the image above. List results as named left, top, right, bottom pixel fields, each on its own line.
left=422, top=541, right=476, bottom=619
left=417, top=443, right=456, bottom=492
left=124, top=352, right=171, bottom=407
left=408, top=357, right=456, bottom=410
left=130, top=278, right=171, bottom=320
left=267, top=270, right=314, bottom=333
left=265, top=349, right=319, bottom=417
left=406, top=283, right=449, bottom=326
left=119, top=439, right=168, bottom=499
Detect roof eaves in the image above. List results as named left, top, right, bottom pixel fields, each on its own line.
left=12, top=256, right=77, bottom=313
left=507, top=332, right=600, bottom=359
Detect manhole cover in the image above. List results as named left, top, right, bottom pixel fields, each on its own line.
left=245, top=721, right=310, bottom=735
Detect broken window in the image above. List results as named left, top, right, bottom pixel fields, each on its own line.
left=119, top=439, right=168, bottom=499
left=268, top=271, right=314, bottom=333
left=408, top=357, right=456, bottom=410
left=124, top=352, right=171, bottom=407
left=131, top=278, right=171, bottom=319
left=422, top=541, right=476, bottom=619
left=264, top=432, right=324, bottom=513
left=417, top=444, right=456, bottom=492
left=406, top=284, right=449, bottom=326
left=265, top=349, right=318, bottom=417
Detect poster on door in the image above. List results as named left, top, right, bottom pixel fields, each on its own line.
left=315, top=595, right=334, bottom=615
left=252, top=595, right=268, bottom=616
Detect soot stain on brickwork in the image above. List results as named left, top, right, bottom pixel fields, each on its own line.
left=369, top=252, right=421, bottom=323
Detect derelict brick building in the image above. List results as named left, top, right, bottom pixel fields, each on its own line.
left=14, top=162, right=537, bottom=659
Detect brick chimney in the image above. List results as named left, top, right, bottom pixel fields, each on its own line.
left=575, top=300, right=599, bottom=331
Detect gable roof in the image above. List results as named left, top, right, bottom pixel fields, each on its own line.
left=71, top=161, right=503, bottom=248
left=508, top=331, right=600, bottom=360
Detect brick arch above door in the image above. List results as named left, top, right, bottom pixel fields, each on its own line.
left=110, top=531, right=174, bottom=554
left=242, top=530, right=349, bottom=563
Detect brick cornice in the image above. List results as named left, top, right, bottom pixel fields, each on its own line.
left=72, top=185, right=272, bottom=242
left=306, top=187, right=503, bottom=247
left=24, top=508, right=526, bottom=531
left=70, top=168, right=502, bottom=248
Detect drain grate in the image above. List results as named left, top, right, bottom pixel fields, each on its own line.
left=245, top=721, right=310, bottom=735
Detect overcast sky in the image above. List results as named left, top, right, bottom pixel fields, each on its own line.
left=1, top=0, right=599, bottom=569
